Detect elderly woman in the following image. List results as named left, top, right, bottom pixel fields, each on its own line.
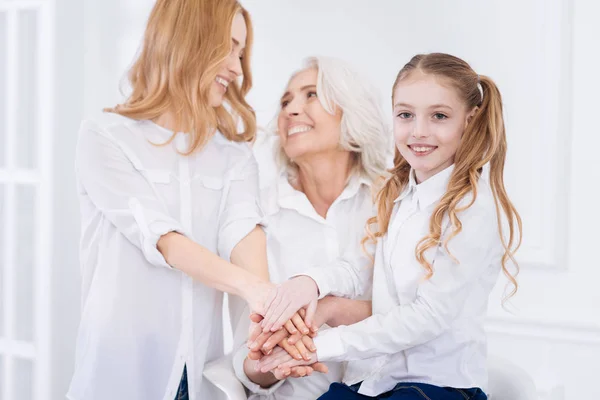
left=230, top=56, right=391, bottom=399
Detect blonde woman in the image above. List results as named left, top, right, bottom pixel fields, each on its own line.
left=68, top=1, right=275, bottom=399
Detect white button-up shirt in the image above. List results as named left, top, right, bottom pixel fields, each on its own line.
left=232, top=171, right=375, bottom=399
left=313, top=165, right=503, bottom=396
left=68, top=113, right=263, bottom=400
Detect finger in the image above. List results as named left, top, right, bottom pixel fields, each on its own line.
left=250, top=313, right=263, bottom=323
left=287, top=331, right=302, bottom=345
left=247, top=350, right=263, bottom=361
left=301, top=335, right=317, bottom=353
left=305, top=299, right=318, bottom=331
left=293, top=337, right=310, bottom=361
left=279, top=338, right=302, bottom=361
left=263, top=294, right=291, bottom=333
left=311, top=362, right=329, bottom=374
left=259, top=349, right=293, bottom=373
left=292, top=312, right=310, bottom=335
left=298, top=307, right=306, bottom=320
left=261, top=288, right=283, bottom=330
left=268, top=299, right=294, bottom=332
left=305, top=366, right=314, bottom=376
left=262, top=329, right=288, bottom=352
left=271, top=302, right=298, bottom=332
left=247, top=323, right=263, bottom=346
left=284, top=320, right=298, bottom=335
left=289, top=366, right=307, bottom=378
left=249, top=330, right=275, bottom=351
left=272, top=367, right=290, bottom=380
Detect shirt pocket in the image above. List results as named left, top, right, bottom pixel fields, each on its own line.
left=139, top=168, right=179, bottom=214
left=191, top=175, right=226, bottom=246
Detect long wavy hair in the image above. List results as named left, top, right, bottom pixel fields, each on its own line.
left=105, top=0, right=256, bottom=153
left=365, top=53, right=522, bottom=298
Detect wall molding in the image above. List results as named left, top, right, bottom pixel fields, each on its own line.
left=516, top=0, right=573, bottom=272
left=486, top=315, right=600, bottom=345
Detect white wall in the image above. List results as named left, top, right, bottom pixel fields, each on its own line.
left=45, top=0, right=600, bottom=399
left=241, top=1, right=600, bottom=398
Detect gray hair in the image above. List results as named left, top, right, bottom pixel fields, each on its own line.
left=273, top=56, right=392, bottom=184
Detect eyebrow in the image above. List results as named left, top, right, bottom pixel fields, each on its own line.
left=281, top=85, right=317, bottom=99
left=232, top=38, right=245, bottom=50
left=393, top=102, right=453, bottom=110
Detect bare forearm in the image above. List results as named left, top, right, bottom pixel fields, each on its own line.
left=157, top=232, right=263, bottom=299
left=243, top=358, right=280, bottom=388
left=325, top=297, right=372, bottom=327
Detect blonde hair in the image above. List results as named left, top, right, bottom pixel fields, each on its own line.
left=274, top=56, right=391, bottom=184
left=105, top=0, right=256, bottom=153
left=365, top=53, right=522, bottom=298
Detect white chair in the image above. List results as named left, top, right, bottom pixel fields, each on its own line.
left=204, top=353, right=248, bottom=400
left=204, top=353, right=538, bottom=400
left=487, top=355, right=538, bottom=400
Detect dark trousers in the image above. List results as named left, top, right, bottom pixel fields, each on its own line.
left=318, top=382, right=487, bottom=400
left=174, top=365, right=188, bottom=400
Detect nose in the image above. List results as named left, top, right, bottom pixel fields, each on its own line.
left=227, top=53, right=243, bottom=78
left=412, top=118, right=429, bottom=139
left=285, top=97, right=302, bottom=117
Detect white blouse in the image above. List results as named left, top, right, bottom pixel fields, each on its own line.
left=312, top=165, right=504, bottom=396
left=67, top=113, right=263, bottom=400
left=233, top=171, right=375, bottom=400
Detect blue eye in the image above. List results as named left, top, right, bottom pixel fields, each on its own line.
left=397, top=112, right=412, bottom=119
left=433, top=113, right=448, bottom=120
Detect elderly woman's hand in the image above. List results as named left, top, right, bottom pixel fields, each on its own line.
left=256, top=346, right=321, bottom=375
left=261, top=276, right=319, bottom=333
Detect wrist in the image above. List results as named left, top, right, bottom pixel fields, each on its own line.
left=316, top=296, right=334, bottom=327
left=238, top=274, right=267, bottom=303
left=296, top=275, right=319, bottom=298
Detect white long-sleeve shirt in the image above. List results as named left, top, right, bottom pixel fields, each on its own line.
left=67, top=113, right=264, bottom=400
left=312, top=165, right=503, bottom=396
left=232, top=171, right=375, bottom=400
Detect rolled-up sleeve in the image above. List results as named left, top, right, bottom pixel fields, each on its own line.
left=217, top=150, right=266, bottom=262
left=314, top=206, right=501, bottom=362
left=76, top=122, right=189, bottom=268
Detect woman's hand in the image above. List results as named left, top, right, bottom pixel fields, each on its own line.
left=241, top=280, right=277, bottom=316
left=257, top=346, right=318, bottom=374
left=248, top=313, right=316, bottom=361
left=261, top=276, right=319, bottom=333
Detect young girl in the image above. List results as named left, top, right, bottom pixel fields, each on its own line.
left=256, top=53, right=522, bottom=399
left=68, top=1, right=283, bottom=399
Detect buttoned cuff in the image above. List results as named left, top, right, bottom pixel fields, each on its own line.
left=313, top=329, right=346, bottom=362
left=232, top=345, right=285, bottom=395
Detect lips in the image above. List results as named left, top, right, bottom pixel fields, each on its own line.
left=408, top=144, right=437, bottom=156
left=287, top=125, right=313, bottom=136
left=215, top=76, right=230, bottom=91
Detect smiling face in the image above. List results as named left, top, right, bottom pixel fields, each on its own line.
left=208, top=12, right=247, bottom=107
left=393, top=70, right=477, bottom=183
left=276, top=68, right=343, bottom=162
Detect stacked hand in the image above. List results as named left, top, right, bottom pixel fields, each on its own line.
left=246, top=311, right=327, bottom=378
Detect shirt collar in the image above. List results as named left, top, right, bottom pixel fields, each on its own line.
left=393, top=165, right=454, bottom=210
left=276, top=171, right=371, bottom=220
